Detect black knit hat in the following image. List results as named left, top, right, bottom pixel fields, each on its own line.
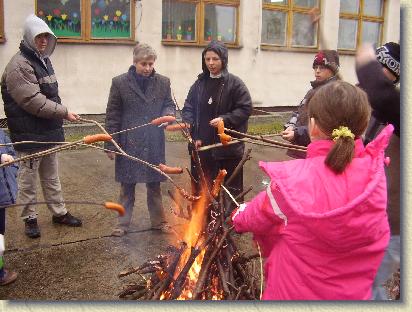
left=376, top=42, right=400, bottom=83
left=312, top=50, right=340, bottom=75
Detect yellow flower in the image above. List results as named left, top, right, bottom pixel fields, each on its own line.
left=332, top=126, right=354, bottom=141
left=61, top=14, right=67, bottom=21
left=46, top=14, right=53, bottom=21
left=103, top=15, right=109, bottom=21
left=115, top=10, right=122, bottom=17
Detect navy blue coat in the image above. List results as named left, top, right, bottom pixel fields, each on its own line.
left=0, top=129, right=18, bottom=207
left=104, top=67, right=176, bottom=183
left=182, top=41, right=252, bottom=160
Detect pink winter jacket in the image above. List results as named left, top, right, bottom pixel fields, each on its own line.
left=233, top=125, right=393, bottom=300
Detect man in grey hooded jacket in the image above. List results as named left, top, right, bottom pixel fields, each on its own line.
left=1, top=14, right=82, bottom=239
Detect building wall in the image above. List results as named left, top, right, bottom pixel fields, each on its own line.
left=0, top=0, right=400, bottom=116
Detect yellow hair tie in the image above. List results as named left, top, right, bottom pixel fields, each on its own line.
left=332, top=126, right=354, bottom=141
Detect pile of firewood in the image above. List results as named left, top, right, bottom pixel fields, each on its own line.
left=117, top=146, right=261, bottom=300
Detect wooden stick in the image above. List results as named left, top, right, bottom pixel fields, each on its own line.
left=185, top=167, right=198, bottom=185
left=170, top=247, right=202, bottom=299
left=225, top=148, right=252, bottom=187
left=224, top=128, right=307, bottom=151
left=1, top=200, right=105, bottom=211
left=197, top=140, right=241, bottom=152
left=167, top=190, right=189, bottom=220
left=77, top=142, right=199, bottom=202
left=235, top=185, right=253, bottom=202
left=193, top=227, right=232, bottom=299
left=152, top=243, right=187, bottom=300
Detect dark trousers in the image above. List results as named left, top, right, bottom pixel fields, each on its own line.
left=1, top=204, right=5, bottom=273
left=191, top=151, right=243, bottom=215
left=117, top=182, right=165, bottom=230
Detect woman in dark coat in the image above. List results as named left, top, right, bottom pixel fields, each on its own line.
left=105, top=43, right=175, bottom=236
left=182, top=41, right=252, bottom=213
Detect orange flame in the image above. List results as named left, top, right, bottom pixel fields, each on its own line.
left=161, top=179, right=224, bottom=300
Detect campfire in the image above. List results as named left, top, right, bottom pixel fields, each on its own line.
left=118, top=121, right=262, bottom=300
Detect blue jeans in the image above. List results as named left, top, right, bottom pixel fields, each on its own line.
left=117, top=182, right=165, bottom=230
left=371, top=235, right=400, bottom=300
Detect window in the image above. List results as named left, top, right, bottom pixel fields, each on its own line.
left=35, top=0, right=136, bottom=44
left=261, top=0, right=319, bottom=50
left=338, top=0, right=385, bottom=51
left=0, top=0, right=4, bottom=43
left=162, top=0, right=239, bottom=47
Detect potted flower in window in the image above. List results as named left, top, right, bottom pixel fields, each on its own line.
left=217, top=32, right=222, bottom=41
left=185, top=26, right=193, bottom=41
left=227, top=28, right=233, bottom=41
left=176, top=25, right=183, bottom=40
left=166, top=25, right=172, bottom=40
left=206, top=29, right=212, bottom=41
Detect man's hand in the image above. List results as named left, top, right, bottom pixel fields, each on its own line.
left=65, top=112, right=80, bottom=122
left=356, top=43, right=376, bottom=67
left=106, top=151, right=116, bottom=160
left=0, top=154, right=14, bottom=164
left=282, top=126, right=295, bottom=142
left=209, top=117, right=223, bottom=128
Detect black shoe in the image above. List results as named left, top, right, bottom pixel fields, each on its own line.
left=52, top=212, right=82, bottom=227
left=24, top=219, right=41, bottom=239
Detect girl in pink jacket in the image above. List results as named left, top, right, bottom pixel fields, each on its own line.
left=232, top=81, right=391, bottom=300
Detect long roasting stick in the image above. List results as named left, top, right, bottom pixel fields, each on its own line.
left=0, top=200, right=125, bottom=216
left=78, top=118, right=198, bottom=201
left=224, top=127, right=307, bottom=151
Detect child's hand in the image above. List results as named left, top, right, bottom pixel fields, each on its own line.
left=1, top=153, right=14, bottom=164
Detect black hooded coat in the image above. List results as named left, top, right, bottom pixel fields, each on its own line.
left=182, top=41, right=252, bottom=160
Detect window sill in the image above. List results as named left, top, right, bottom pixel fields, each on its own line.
left=260, top=44, right=319, bottom=53
left=161, top=40, right=241, bottom=49
left=56, top=38, right=137, bottom=45
left=337, top=49, right=356, bottom=55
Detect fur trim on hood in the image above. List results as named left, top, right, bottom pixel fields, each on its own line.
left=23, top=14, right=57, bottom=58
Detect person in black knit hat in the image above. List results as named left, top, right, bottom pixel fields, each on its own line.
left=375, top=42, right=400, bottom=84
left=356, top=42, right=400, bottom=300
left=282, top=50, right=341, bottom=158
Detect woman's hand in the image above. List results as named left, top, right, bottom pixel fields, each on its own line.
left=0, top=153, right=14, bottom=164
left=195, top=140, right=202, bottom=149
left=209, top=117, right=223, bottom=128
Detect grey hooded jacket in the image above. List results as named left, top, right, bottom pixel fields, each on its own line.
left=1, top=14, right=67, bottom=151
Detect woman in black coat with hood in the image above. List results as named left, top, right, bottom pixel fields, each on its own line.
left=182, top=41, right=252, bottom=212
